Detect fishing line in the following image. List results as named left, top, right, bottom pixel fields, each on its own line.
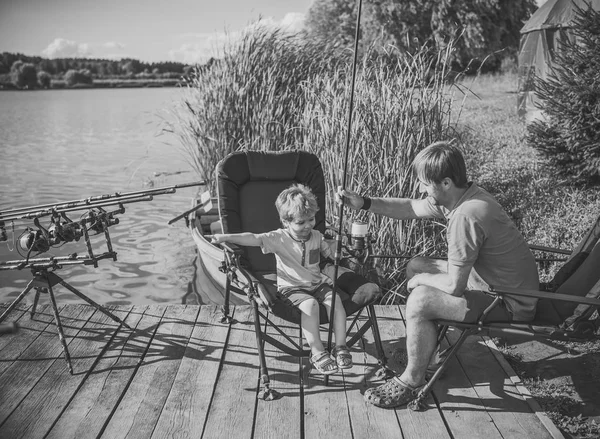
left=327, top=0, right=363, bottom=355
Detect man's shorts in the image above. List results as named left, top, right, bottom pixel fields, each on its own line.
left=462, top=289, right=513, bottom=323
left=280, top=284, right=337, bottom=307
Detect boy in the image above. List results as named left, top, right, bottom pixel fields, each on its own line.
left=212, top=183, right=352, bottom=375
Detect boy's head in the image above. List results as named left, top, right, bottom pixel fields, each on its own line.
left=275, top=183, right=319, bottom=224
left=412, top=141, right=468, bottom=188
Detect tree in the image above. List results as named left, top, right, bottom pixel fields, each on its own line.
left=527, top=5, right=600, bottom=185
left=10, top=61, right=38, bottom=89
left=64, top=69, right=93, bottom=87
left=37, top=70, right=51, bottom=88
left=305, top=0, right=536, bottom=72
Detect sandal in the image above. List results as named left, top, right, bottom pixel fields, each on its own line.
left=310, top=351, right=338, bottom=375
left=364, top=377, right=422, bottom=408
left=331, top=345, right=353, bottom=369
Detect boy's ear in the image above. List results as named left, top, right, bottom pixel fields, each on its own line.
left=442, top=177, right=453, bottom=188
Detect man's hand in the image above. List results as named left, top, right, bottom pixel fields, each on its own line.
left=407, top=274, right=423, bottom=293
left=336, top=186, right=365, bottom=211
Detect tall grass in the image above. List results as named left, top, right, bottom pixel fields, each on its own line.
left=167, top=26, right=462, bottom=302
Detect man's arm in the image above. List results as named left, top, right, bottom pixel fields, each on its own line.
left=408, top=262, right=472, bottom=297
left=337, top=187, right=433, bottom=220
left=211, top=232, right=262, bottom=247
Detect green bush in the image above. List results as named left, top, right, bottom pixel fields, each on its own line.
left=37, top=70, right=51, bottom=88
left=527, top=5, right=600, bottom=185
left=10, top=61, right=38, bottom=89
left=64, top=69, right=94, bottom=87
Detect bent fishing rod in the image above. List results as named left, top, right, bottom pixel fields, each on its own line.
left=326, top=0, right=363, bottom=358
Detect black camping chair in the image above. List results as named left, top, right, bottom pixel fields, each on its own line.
left=213, top=150, right=391, bottom=400
left=407, top=215, right=600, bottom=411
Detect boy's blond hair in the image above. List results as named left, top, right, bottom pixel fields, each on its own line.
left=412, top=141, right=468, bottom=188
left=275, top=184, right=319, bottom=223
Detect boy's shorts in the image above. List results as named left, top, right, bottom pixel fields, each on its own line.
left=280, top=284, right=337, bottom=307
left=462, top=289, right=513, bottom=323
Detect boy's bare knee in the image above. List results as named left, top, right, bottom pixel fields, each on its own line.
left=406, top=256, right=428, bottom=279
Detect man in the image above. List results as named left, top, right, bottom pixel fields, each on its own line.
left=337, top=141, right=539, bottom=408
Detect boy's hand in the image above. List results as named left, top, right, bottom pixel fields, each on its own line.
left=211, top=234, right=224, bottom=245
left=336, top=186, right=365, bottom=211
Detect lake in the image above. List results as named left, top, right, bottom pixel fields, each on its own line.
left=0, top=87, right=204, bottom=306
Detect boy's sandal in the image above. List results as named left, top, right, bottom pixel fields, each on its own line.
left=364, top=377, right=423, bottom=408
left=310, top=351, right=338, bottom=375
left=332, top=345, right=353, bottom=369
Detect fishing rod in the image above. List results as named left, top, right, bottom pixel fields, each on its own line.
left=0, top=180, right=206, bottom=266
left=326, top=0, right=363, bottom=363
left=0, top=180, right=206, bottom=221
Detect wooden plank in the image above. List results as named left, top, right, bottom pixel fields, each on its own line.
left=0, top=304, right=95, bottom=427
left=150, top=305, right=235, bottom=438
left=0, top=304, right=53, bottom=378
left=301, top=318, right=354, bottom=438
left=433, top=326, right=506, bottom=439
left=100, top=305, right=199, bottom=439
left=453, top=334, right=556, bottom=439
left=44, top=305, right=155, bottom=439
left=482, top=337, right=565, bottom=439
left=201, top=306, right=262, bottom=439
left=355, top=305, right=450, bottom=439
left=253, top=311, right=302, bottom=439
left=0, top=303, right=30, bottom=352
left=0, top=305, right=127, bottom=438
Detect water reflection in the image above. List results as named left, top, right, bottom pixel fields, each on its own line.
left=0, top=88, right=199, bottom=306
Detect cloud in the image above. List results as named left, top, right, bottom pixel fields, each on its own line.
left=103, top=41, right=126, bottom=50
left=169, top=13, right=306, bottom=65
left=42, top=38, right=91, bottom=58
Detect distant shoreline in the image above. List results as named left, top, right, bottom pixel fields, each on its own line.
left=0, top=78, right=184, bottom=91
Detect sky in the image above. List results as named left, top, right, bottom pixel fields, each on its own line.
left=0, top=0, right=314, bottom=64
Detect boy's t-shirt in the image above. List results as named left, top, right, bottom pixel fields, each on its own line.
left=258, top=228, right=334, bottom=290
left=420, top=183, right=539, bottom=321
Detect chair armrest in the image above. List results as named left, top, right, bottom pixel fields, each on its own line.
left=220, top=242, right=244, bottom=256
left=528, top=244, right=572, bottom=255
left=489, top=285, right=600, bottom=306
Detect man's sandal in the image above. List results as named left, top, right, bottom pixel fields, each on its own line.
left=310, top=351, right=338, bottom=375
left=364, top=377, right=423, bottom=408
left=332, top=345, right=353, bottom=369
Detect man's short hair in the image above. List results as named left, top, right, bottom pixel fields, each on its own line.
left=412, top=141, right=468, bottom=188
left=275, top=184, right=319, bottom=223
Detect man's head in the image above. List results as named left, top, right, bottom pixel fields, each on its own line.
left=275, top=184, right=319, bottom=241
left=412, top=141, right=468, bottom=188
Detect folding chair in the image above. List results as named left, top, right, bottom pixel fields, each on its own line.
left=213, top=150, right=391, bottom=400
left=407, top=215, right=600, bottom=411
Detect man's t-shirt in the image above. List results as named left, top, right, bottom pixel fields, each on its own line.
left=258, top=228, right=334, bottom=290
left=421, top=183, right=539, bottom=321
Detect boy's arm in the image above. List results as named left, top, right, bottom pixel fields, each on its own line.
left=211, top=232, right=262, bottom=247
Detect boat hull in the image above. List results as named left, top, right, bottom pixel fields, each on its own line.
left=189, top=199, right=249, bottom=306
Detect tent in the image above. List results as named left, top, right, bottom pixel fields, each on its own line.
left=517, top=0, right=600, bottom=122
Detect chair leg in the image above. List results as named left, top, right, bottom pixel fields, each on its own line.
left=251, top=299, right=281, bottom=401
left=368, top=304, right=395, bottom=379
left=408, top=327, right=474, bottom=411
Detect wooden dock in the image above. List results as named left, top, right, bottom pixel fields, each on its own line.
left=0, top=303, right=564, bottom=439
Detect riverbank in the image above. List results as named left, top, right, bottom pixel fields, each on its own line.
left=0, top=78, right=183, bottom=90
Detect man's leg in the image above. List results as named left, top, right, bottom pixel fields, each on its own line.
left=364, top=283, right=470, bottom=408
left=398, top=286, right=469, bottom=388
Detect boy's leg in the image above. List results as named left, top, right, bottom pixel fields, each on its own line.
left=297, top=298, right=325, bottom=354
left=322, top=290, right=347, bottom=346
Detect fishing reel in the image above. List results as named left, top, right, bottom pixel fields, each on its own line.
left=81, top=207, right=121, bottom=234
left=347, top=220, right=372, bottom=261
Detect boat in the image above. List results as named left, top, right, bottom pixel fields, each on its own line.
left=187, top=190, right=249, bottom=306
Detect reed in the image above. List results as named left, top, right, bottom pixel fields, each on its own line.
left=167, top=26, right=462, bottom=302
